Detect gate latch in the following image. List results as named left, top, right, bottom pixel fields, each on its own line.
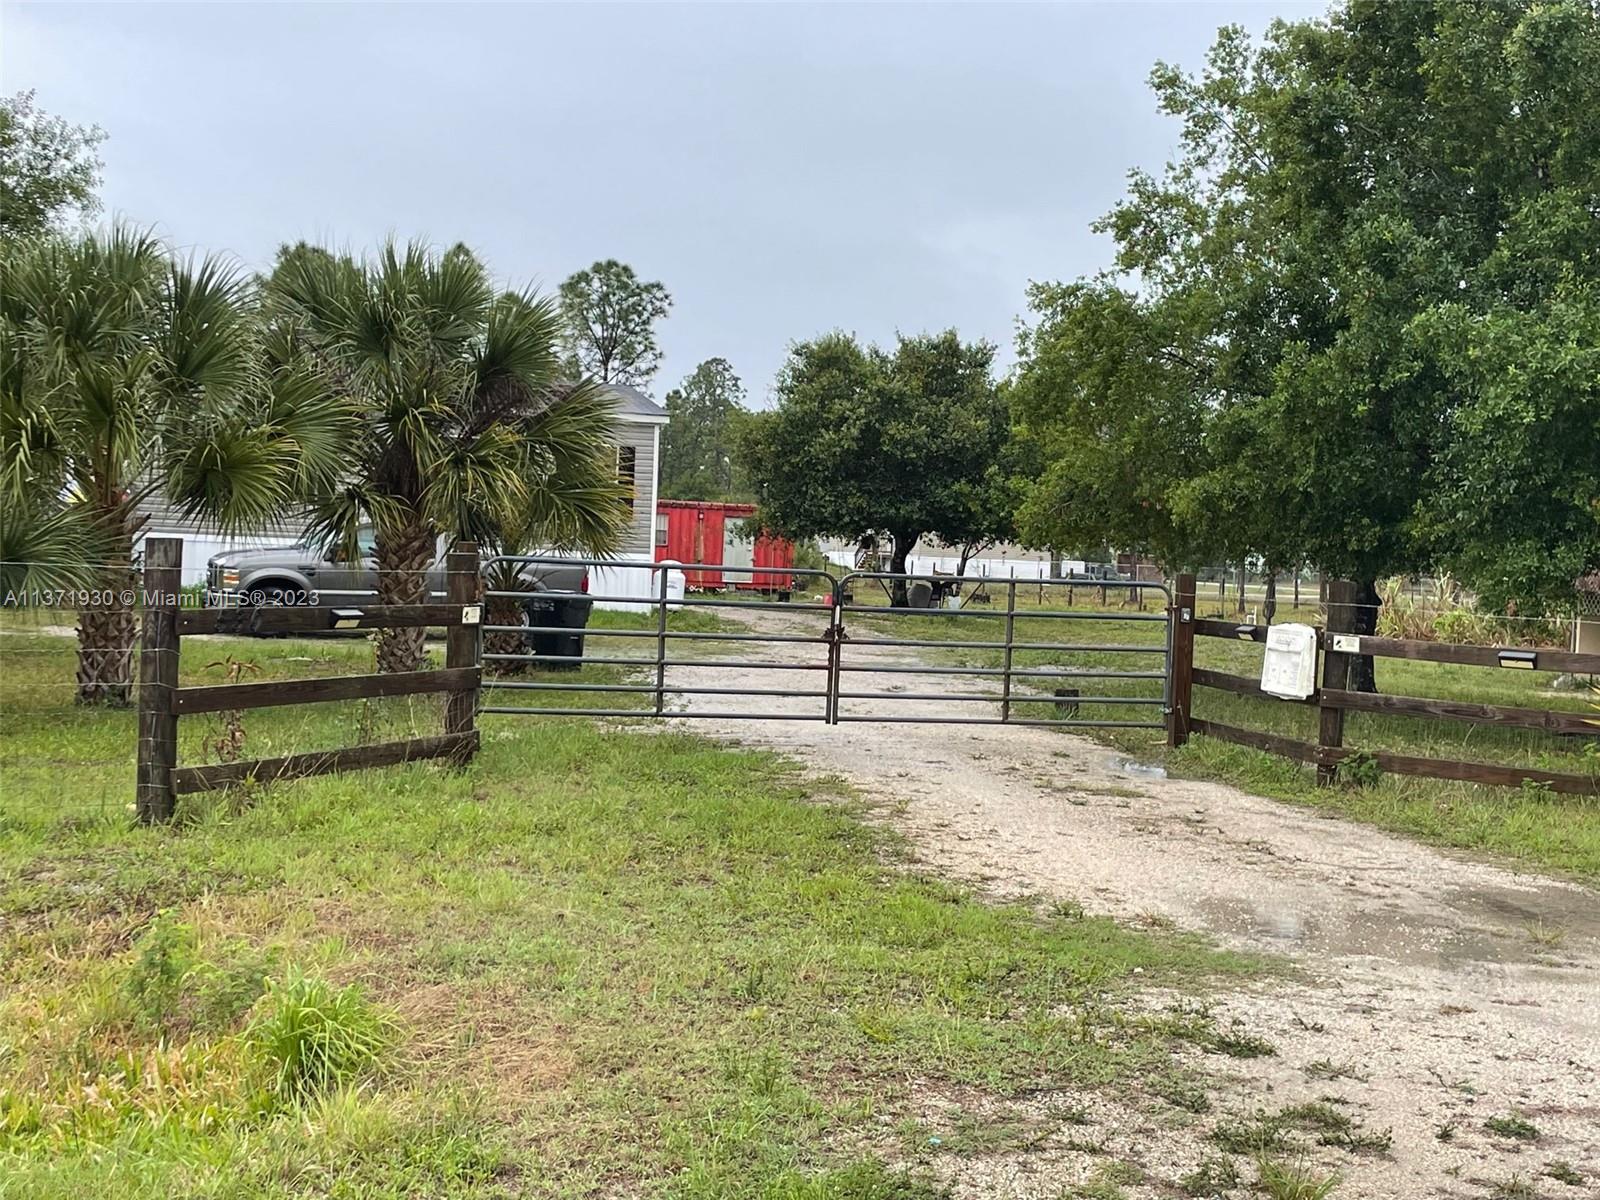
left=822, top=623, right=849, bottom=645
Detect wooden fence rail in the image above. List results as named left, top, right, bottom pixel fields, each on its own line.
left=136, top=538, right=482, bottom=823
left=1169, top=573, right=1600, bottom=796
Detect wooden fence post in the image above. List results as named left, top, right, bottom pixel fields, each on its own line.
left=136, top=537, right=182, bottom=823
left=1168, top=573, right=1196, bottom=747
left=444, top=540, right=480, bottom=763
left=1317, top=579, right=1357, bottom=783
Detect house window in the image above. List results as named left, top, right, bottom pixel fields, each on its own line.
left=617, top=445, right=637, bottom=510
left=654, top=512, right=668, bottom=548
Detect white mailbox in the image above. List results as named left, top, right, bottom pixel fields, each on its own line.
left=1260, top=622, right=1319, bottom=700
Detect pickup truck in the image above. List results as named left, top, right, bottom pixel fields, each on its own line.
left=204, top=532, right=588, bottom=610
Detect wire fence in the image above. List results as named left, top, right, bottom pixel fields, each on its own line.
left=0, top=560, right=459, bottom=823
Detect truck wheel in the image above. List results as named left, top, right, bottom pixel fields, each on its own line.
left=247, top=581, right=304, bottom=637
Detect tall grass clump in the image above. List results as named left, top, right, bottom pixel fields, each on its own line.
left=1256, top=1156, right=1340, bottom=1199
left=245, top=971, right=398, bottom=1104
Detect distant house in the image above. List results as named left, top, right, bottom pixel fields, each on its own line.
left=600, top=383, right=669, bottom=563
left=138, top=383, right=669, bottom=598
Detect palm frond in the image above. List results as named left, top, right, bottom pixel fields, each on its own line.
left=0, top=499, right=111, bottom=595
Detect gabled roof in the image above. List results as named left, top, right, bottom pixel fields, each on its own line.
left=603, top=382, right=669, bottom=426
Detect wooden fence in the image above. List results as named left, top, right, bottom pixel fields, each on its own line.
left=1167, top=574, right=1600, bottom=795
left=135, top=538, right=482, bottom=823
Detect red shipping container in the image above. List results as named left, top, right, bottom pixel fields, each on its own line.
left=655, top=500, right=796, bottom=594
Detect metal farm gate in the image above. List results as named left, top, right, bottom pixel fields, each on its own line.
left=832, top=572, right=1172, bottom=730
left=480, top=557, right=1173, bottom=732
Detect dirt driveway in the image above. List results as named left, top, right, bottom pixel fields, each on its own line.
left=662, top=608, right=1600, bottom=1198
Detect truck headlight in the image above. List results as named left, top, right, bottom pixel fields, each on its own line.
left=221, top=569, right=239, bottom=586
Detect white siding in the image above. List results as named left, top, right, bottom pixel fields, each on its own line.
left=614, top=421, right=657, bottom=560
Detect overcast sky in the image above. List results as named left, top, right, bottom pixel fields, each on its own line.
left=2, top=1, right=1323, bottom=404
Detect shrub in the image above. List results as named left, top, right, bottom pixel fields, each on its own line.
left=1376, top=576, right=1567, bottom=646
left=245, top=971, right=398, bottom=1105
left=123, top=911, right=197, bottom=1031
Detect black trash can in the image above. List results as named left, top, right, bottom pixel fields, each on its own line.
left=522, top=593, right=594, bottom=670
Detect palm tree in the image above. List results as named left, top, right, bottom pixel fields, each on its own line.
left=266, top=240, right=630, bottom=674
left=1, top=226, right=348, bottom=704
left=475, top=379, right=630, bottom=671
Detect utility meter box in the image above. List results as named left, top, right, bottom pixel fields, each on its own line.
left=1260, top=623, right=1319, bottom=700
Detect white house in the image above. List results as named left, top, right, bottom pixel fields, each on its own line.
left=138, top=384, right=670, bottom=606
left=589, top=384, right=670, bottom=608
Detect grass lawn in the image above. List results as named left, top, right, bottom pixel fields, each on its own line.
left=849, top=592, right=1600, bottom=882
left=1, top=624, right=1260, bottom=1199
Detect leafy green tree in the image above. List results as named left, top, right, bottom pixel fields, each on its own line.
left=1010, top=282, right=1213, bottom=568
left=267, top=240, right=630, bottom=673
left=558, top=259, right=672, bottom=386
left=1, top=226, right=344, bottom=703
left=741, top=330, right=1015, bottom=606
left=1016, top=0, right=1600, bottom=681
left=660, top=357, right=748, bottom=500
left=0, top=91, right=106, bottom=239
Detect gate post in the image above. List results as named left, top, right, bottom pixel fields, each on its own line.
left=655, top=563, right=670, bottom=715
left=1167, top=573, right=1195, bottom=748
left=825, top=579, right=842, bottom=725
left=999, top=579, right=1018, bottom=723
left=444, top=540, right=480, bottom=762
left=136, top=537, right=182, bottom=823
left=1317, top=579, right=1356, bottom=783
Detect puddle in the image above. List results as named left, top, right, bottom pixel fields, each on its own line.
left=1194, top=897, right=1538, bottom=966
left=1447, top=884, right=1600, bottom=946
left=1107, top=755, right=1167, bottom=780
left=1194, top=880, right=1599, bottom=968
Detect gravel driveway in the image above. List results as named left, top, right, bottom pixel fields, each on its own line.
left=660, top=606, right=1600, bottom=1198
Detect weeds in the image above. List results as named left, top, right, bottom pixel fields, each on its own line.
left=1524, top=920, right=1567, bottom=949
left=1302, top=1059, right=1368, bottom=1083
left=1279, top=1101, right=1392, bottom=1153
left=1208, top=1025, right=1277, bottom=1059
left=1483, top=1113, right=1540, bottom=1141
left=1255, top=1156, right=1340, bottom=1199
left=1334, top=752, right=1381, bottom=791
left=123, top=910, right=198, bottom=1031
left=1210, top=1111, right=1289, bottom=1155
left=204, top=655, right=260, bottom=763
left=1543, top=1160, right=1584, bottom=1186
left=1489, top=1177, right=1537, bottom=1200
left=244, top=971, right=398, bottom=1105
left=1210, top=1102, right=1389, bottom=1161
left=1152, top=1074, right=1212, bottom=1114
left=1069, top=1161, right=1142, bottom=1199
left=1178, top=1156, right=1240, bottom=1196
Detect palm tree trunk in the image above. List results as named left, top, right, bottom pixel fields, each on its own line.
left=374, top=519, right=435, bottom=673
left=483, top=559, right=527, bottom=675
left=75, top=509, right=138, bottom=707
left=484, top=595, right=527, bottom=675
left=76, top=572, right=137, bottom=705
